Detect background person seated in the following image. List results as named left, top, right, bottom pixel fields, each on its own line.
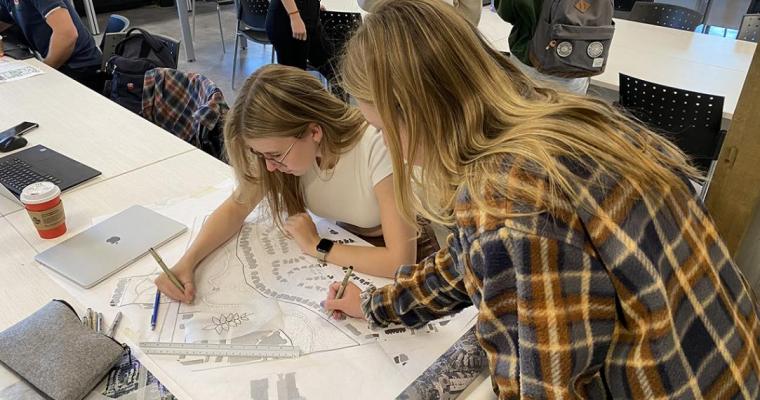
left=0, top=0, right=102, bottom=90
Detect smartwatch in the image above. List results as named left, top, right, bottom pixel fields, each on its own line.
left=316, top=238, right=335, bottom=262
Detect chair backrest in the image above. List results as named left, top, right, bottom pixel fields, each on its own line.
left=614, top=0, right=652, bottom=13
left=100, top=32, right=128, bottom=69
left=151, top=33, right=181, bottom=67
left=629, top=2, right=703, bottom=31
left=738, top=14, right=760, bottom=42
left=319, top=11, right=362, bottom=56
left=99, top=14, right=130, bottom=51
left=750, top=0, right=760, bottom=14
left=238, top=0, right=269, bottom=30
left=105, top=14, right=130, bottom=35
left=618, top=73, right=724, bottom=172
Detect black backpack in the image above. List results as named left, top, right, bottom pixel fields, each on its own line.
left=105, top=28, right=178, bottom=114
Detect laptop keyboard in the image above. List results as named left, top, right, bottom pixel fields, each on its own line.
left=0, top=158, right=61, bottom=194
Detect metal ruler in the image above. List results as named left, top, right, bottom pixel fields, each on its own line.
left=139, top=342, right=301, bottom=359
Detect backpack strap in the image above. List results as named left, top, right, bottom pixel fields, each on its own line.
left=116, top=28, right=176, bottom=68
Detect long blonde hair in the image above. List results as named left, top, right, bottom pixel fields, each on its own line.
left=225, top=65, right=368, bottom=229
left=339, top=0, right=700, bottom=226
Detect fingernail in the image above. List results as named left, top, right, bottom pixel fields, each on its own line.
left=337, top=314, right=346, bottom=320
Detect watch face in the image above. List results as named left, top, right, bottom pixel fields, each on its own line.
left=317, top=238, right=335, bottom=253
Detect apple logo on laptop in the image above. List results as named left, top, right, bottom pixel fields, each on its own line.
left=106, top=236, right=121, bottom=245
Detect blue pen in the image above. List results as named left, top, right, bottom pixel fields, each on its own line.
left=150, top=289, right=161, bottom=331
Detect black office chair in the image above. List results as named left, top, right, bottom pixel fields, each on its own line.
left=98, top=14, right=130, bottom=52
left=614, top=0, right=652, bottom=13
left=152, top=33, right=182, bottom=67
left=738, top=14, right=760, bottom=42
left=618, top=74, right=726, bottom=200
left=628, top=2, right=703, bottom=31
left=750, top=0, right=760, bottom=14
left=319, top=11, right=362, bottom=58
left=232, top=0, right=273, bottom=88
left=613, top=0, right=653, bottom=19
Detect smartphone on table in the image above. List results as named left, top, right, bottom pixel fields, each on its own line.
left=0, top=121, right=38, bottom=142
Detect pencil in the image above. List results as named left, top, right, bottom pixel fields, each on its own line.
left=149, top=247, right=185, bottom=292
left=330, top=266, right=354, bottom=319
left=106, top=311, right=122, bottom=337
left=96, top=312, right=103, bottom=333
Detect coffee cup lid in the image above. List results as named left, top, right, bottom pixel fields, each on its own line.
left=20, top=182, right=61, bottom=205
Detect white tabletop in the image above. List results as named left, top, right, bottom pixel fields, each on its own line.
left=0, top=58, right=486, bottom=398
left=0, top=60, right=197, bottom=215
left=0, top=217, right=80, bottom=329
left=3, top=151, right=231, bottom=254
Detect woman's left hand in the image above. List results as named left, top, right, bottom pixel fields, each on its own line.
left=284, top=213, right=320, bottom=257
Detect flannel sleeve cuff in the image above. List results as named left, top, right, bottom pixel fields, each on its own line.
left=360, top=285, right=396, bottom=330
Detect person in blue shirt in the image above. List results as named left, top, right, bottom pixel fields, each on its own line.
left=0, top=0, right=102, bottom=91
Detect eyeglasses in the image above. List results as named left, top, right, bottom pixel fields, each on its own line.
left=249, top=136, right=300, bottom=168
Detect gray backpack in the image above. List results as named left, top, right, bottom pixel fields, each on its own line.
left=529, top=0, right=615, bottom=78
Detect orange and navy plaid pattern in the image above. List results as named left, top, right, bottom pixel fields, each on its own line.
left=141, top=68, right=228, bottom=146
left=362, top=156, right=760, bottom=398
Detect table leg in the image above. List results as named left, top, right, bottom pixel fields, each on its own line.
left=701, top=0, right=714, bottom=33
left=176, top=0, right=196, bottom=62
left=83, top=0, right=100, bottom=35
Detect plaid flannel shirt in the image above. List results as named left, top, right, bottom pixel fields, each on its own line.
left=362, top=156, right=760, bottom=399
left=141, top=68, right=228, bottom=146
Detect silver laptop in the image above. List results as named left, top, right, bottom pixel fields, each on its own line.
left=35, top=205, right=187, bottom=288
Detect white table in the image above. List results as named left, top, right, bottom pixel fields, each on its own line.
left=0, top=218, right=80, bottom=329
left=0, top=60, right=197, bottom=215
left=0, top=58, right=481, bottom=400
left=487, top=15, right=756, bottom=119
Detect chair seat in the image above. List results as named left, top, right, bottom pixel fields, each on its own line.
left=240, top=27, right=271, bottom=45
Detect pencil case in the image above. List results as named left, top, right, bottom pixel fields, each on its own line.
left=0, top=299, right=127, bottom=400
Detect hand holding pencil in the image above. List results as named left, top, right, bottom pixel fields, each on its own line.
left=323, top=267, right=364, bottom=320
left=152, top=249, right=196, bottom=304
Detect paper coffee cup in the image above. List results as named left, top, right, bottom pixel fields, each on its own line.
left=20, top=182, right=67, bottom=239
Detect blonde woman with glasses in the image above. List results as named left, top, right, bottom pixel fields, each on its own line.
left=323, top=0, right=760, bottom=397
left=156, top=64, right=428, bottom=304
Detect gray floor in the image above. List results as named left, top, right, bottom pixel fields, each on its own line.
left=95, top=1, right=274, bottom=105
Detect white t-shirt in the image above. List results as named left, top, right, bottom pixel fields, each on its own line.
left=301, top=127, right=392, bottom=229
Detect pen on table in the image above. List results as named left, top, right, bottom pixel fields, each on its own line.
left=87, top=308, right=94, bottom=330
left=330, top=266, right=354, bottom=319
left=106, top=311, right=122, bottom=337
left=149, top=247, right=185, bottom=292
left=151, top=289, right=161, bottom=331
left=96, top=312, right=103, bottom=333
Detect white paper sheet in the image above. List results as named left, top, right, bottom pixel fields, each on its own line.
left=0, top=58, right=42, bottom=82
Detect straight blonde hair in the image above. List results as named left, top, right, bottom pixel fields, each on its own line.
left=339, top=0, right=700, bottom=227
left=225, top=65, right=368, bottom=229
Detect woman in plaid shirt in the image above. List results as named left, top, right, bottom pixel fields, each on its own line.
left=323, top=0, right=760, bottom=397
